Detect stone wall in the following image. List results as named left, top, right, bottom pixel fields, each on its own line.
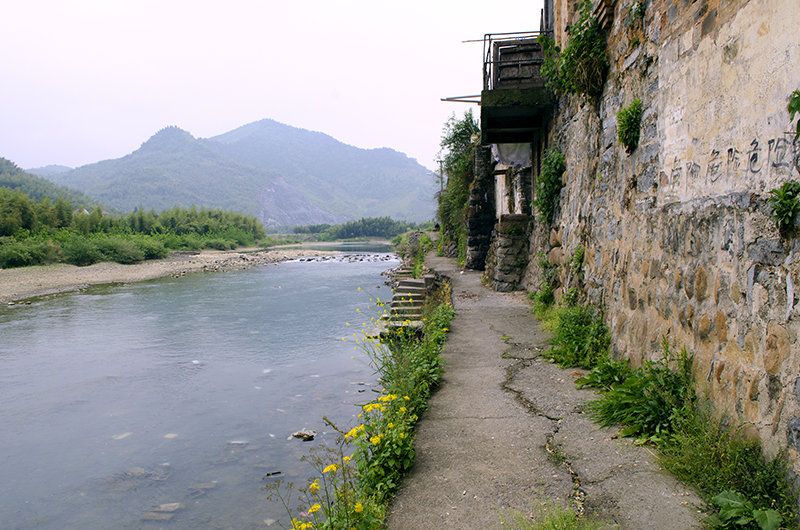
left=465, top=146, right=496, bottom=270
left=486, top=214, right=530, bottom=292
left=519, top=0, right=800, bottom=464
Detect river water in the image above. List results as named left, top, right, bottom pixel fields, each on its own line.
left=0, top=245, right=398, bottom=528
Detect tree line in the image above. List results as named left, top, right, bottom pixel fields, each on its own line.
left=293, top=216, right=425, bottom=240
left=0, top=187, right=268, bottom=268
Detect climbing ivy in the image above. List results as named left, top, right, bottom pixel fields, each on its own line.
left=534, top=149, right=566, bottom=224
left=538, top=1, right=608, bottom=100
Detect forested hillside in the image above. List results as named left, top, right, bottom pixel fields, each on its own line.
left=36, top=120, right=436, bottom=226
left=0, top=158, right=94, bottom=207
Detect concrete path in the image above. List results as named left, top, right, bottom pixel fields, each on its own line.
left=386, top=255, right=702, bottom=529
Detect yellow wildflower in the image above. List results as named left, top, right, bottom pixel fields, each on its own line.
left=399, top=406, right=407, bottom=413
left=387, top=422, right=394, bottom=429
left=308, top=503, right=321, bottom=514
left=309, top=479, right=320, bottom=493
left=342, top=455, right=351, bottom=463
left=400, top=432, right=405, bottom=438
left=403, top=396, right=410, bottom=401
left=323, top=463, right=338, bottom=473
left=354, top=502, right=364, bottom=513
left=370, top=435, right=381, bottom=445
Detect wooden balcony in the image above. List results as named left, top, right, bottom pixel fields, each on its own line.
left=480, top=32, right=555, bottom=145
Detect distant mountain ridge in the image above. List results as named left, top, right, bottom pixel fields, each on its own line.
left=35, top=120, right=435, bottom=226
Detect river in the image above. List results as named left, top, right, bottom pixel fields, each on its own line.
left=0, top=244, right=398, bottom=528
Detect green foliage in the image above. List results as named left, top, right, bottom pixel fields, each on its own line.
left=659, top=406, right=797, bottom=527
left=567, top=245, right=584, bottom=282
left=294, top=217, right=420, bottom=241
left=630, top=1, right=646, bottom=21
left=617, top=99, right=643, bottom=153
left=0, top=187, right=267, bottom=268
left=587, top=340, right=695, bottom=441
left=529, top=256, right=559, bottom=317
left=436, top=111, right=478, bottom=261
left=788, top=90, right=800, bottom=136
left=62, top=237, right=105, bottom=266
left=538, top=1, right=608, bottom=100
left=0, top=239, right=60, bottom=268
left=708, top=491, right=781, bottom=530
left=393, top=231, right=433, bottom=278
left=272, top=287, right=455, bottom=529
left=575, top=356, right=632, bottom=391
left=0, top=158, right=94, bottom=208
left=502, top=501, right=612, bottom=529
left=767, top=180, right=800, bottom=236
left=544, top=304, right=610, bottom=369
left=437, top=109, right=479, bottom=179
left=534, top=149, right=566, bottom=224
left=92, top=236, right=145, bottom=264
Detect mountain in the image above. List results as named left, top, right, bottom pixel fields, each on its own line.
left=26, top=164, right=73, bottom=179
left=0, top=158, right=95, bottom=207
left=44, top=126, right=342, bottom=225
left=208, top=119, right=436, bottom=222
left=42, top=120, right=436, bottom=226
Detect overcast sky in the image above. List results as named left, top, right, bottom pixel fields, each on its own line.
left=2, top=0, right=543, bottom=171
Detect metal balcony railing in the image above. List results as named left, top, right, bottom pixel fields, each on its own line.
left=482, top=31, right=552, bottom=91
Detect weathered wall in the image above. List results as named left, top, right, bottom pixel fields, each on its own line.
left=522, top=0, right=800, bottom=462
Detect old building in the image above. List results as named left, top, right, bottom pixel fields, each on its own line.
left=468, top=0, right=800, bottom=465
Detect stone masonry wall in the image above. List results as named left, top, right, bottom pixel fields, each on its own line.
left=522, top=0, right=800, bottom=465
left=487, top=214, right=530, bottom=292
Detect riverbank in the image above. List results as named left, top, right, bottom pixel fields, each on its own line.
left=0, top=247, right=339, bottom=304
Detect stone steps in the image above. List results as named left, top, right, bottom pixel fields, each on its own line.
left=369, top=272, right=438, bottom=337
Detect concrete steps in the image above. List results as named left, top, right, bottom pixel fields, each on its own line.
left=370, top=270, right=438, bottom=337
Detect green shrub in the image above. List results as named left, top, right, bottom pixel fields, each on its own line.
left=617, top=99, right=643, bottom=153
left=63, top=237, right=104, bottom=266
left=203, top=238, right=236, bottom=250
left=0, top=239, right=59, bottom=268
left=544, top=304, right=610, bottom=369
left=539, top=1, right=608, bottom=100
left=660, top=407, right=797, bottom=527
left=94, top=236, right=145, bottom=264
left=534, top=149, right=566, bottom=224
left=587, top=340, right=694, bottom=440
left=767, top=180, right=800, bottom=236
left=575, top=356, right=632, bottom=391
left=133, top=237, right=169, bottom=260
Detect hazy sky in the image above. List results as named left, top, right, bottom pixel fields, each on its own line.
left=2, top=0, right=543, bottom=171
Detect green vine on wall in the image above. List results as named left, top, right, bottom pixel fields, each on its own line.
left=534, top=149, right=567, bottom=224
left=617, top=99, right=643, bottom=153
left=538, top=1, right=609, bottom=101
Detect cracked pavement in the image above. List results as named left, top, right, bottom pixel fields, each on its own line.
left=386, top=255, right=702, bottom=529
